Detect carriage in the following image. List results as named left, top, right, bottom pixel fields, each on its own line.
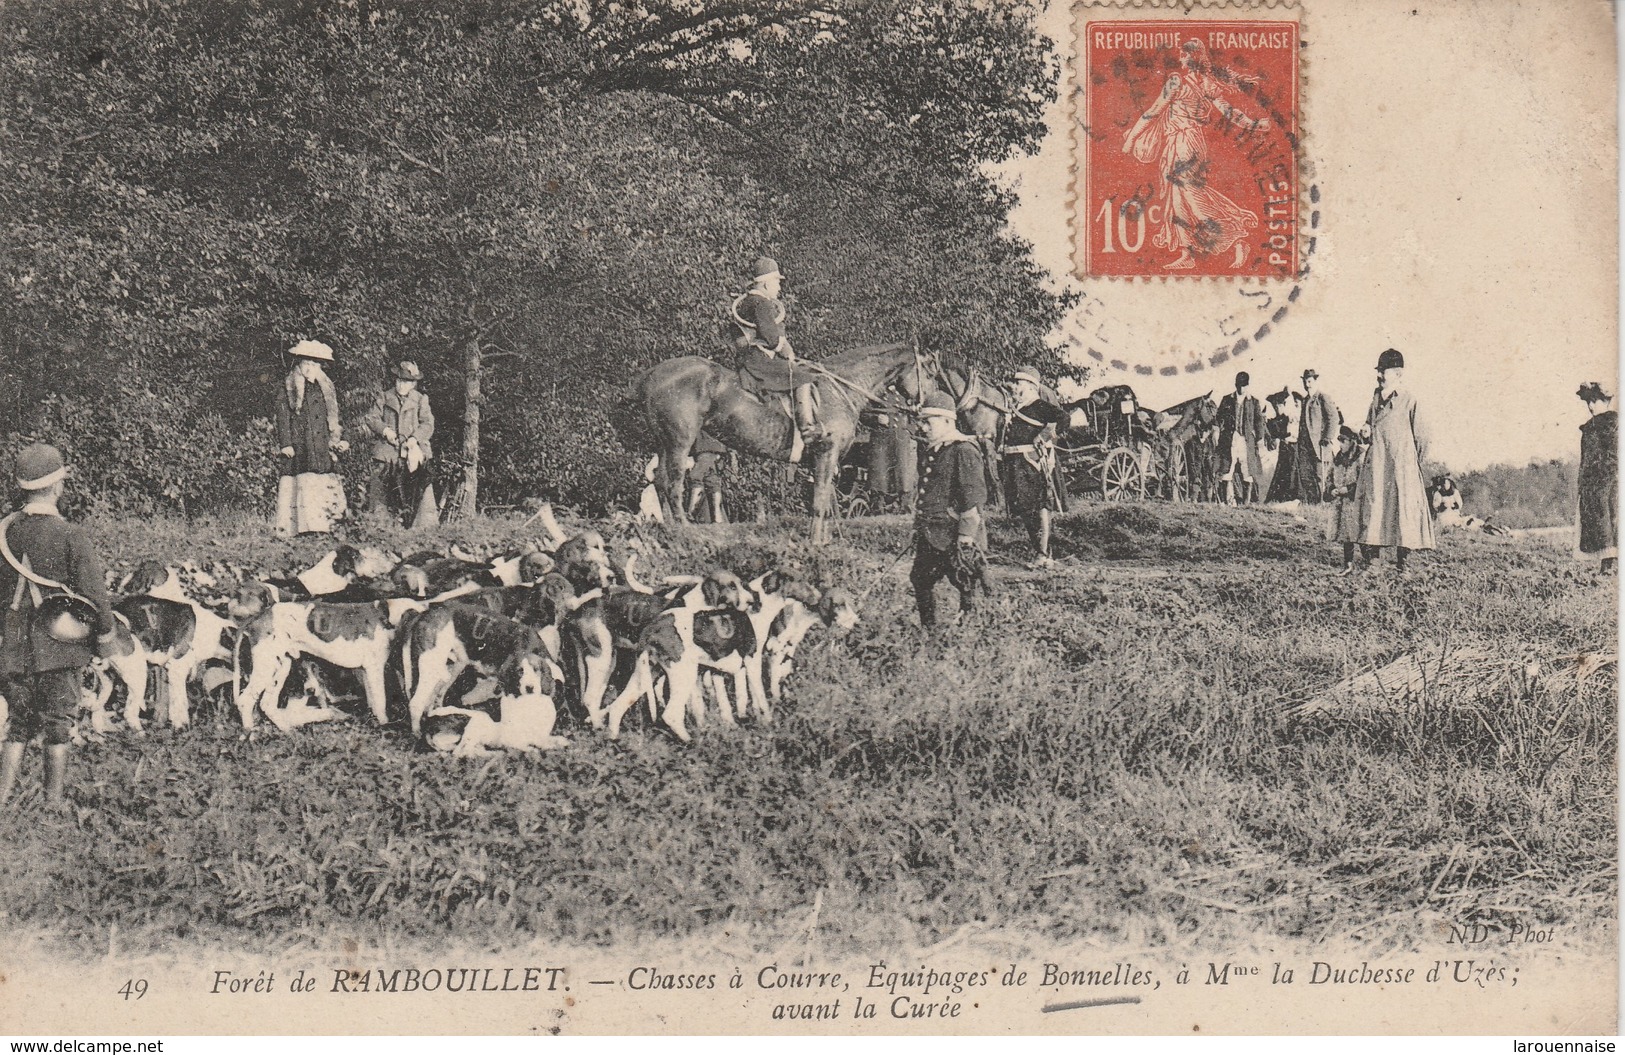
left=1054, top=385, right=1205, bottom=502
left=832, top=407, right=918, bottom=517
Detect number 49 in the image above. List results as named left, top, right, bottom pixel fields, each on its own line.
left=1095, top=197, right=1149, bottom=253
left=119, top=979, right=148, bottom=1000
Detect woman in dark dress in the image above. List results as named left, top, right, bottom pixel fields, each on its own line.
left=274, top=340, right=350, bottom=537
left=1576, top=382, right=1616, bottom=574
left=1264, top=389, right=1298, bottom=503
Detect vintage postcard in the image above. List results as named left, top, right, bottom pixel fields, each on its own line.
left=0, top=0, right=1615, bottom=1039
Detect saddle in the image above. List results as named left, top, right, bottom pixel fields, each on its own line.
left=736, top=347, right=808, bottom=394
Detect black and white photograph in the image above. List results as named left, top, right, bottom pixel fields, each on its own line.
left=0, top=0, right=1616, bottom=1037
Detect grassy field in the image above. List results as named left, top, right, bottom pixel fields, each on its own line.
left=0, top=501, right=1614, bottom=961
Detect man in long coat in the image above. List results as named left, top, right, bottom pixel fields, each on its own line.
left=363, top=360, right=436, bottom=528
left=1216, top=371, right=1267, bottom=504
left=1576, top=382, right=1617, bottom=573
left=1292, top=369, right=1340, bottom=503
left=1355, top=348, right=1435, bottom=572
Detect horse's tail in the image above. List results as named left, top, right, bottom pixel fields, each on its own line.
left=609, top=384, right=650, bottom=454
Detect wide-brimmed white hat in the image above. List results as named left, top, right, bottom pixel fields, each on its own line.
left=288, top=340, right=334, bottom=362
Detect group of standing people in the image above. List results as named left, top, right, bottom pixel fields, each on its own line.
left=1214, top=367, right=1339, bottom=507
left=272, top=341, right=438, bottom=537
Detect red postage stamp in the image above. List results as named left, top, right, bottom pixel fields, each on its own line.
left=1078, top=19, right=1300, bottom=280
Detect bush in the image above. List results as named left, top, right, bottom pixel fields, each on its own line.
left=3, top=386, right=278, bottom=518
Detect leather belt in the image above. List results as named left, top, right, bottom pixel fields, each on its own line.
left=1000, top=444, right=1036, bottom=455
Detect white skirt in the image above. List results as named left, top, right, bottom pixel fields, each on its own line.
left=276, top=473, right=347, bottom=537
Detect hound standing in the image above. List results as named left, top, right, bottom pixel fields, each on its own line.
left=911, top=392, right=989, bottom=628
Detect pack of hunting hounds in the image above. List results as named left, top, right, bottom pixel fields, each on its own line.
left=0, top=506, right=858, bottom=756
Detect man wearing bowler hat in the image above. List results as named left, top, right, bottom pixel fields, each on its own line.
left=1354, top=348, right=1435, bottom=572
left=731, top=255, right=822, bottom=461
left=363, top=360, right=437, bottom=528
left=0, top=443, right=116, bottom=808
left=1293, top=368, right=1340, bottom=504
left=1216, top=371, right=1268, bottom=504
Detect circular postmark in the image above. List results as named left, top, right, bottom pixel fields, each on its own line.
left=1064, top=7, right=1320, bottom=380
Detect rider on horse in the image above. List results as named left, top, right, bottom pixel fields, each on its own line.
left=732, top=256, right=823, bottom=462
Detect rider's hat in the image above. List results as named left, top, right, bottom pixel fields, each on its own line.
left=1012, top=368, right=1043, bottom=387
left=1376, top=348, right=1404, bottom=371
left=15, top=443, right=67, bottom=490
left=752, top=256, right=781, bottom=281
left=394, top=360, right=423, bottom=382
left=1302, top=368, right=1319, bottom=380
left=917, top=391, right=958, bottom=422
left=289, top=340, right=335, bottom=363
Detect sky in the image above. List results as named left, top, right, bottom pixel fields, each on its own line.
left=1003, top=0, right=1618, bottom=471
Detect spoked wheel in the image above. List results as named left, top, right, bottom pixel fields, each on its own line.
left=835, top=490, right=870, bottom=520
left=1163, top=442, right=1189, bottom=501
left=1101, top=448, right=1144, bottom=501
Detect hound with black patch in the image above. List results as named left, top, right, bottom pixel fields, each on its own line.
left=110, top=593, right=234, bottom=730
left=763, top=587, right=860, bottom=708
left=419, top=644, right=568, bottom=757
left=604, top=600, right=757, bottom=743
left=564, top=567, right=745, bottom=730
left=230, top=585, right=423, bottom=731
left=401, top=602, right=565, bottom=737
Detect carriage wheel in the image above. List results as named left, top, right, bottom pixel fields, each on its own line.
left=842, top=493, right=871, bottom=520
left=1164, top=442, right=1189, bottom=501
left=1101, top=448, right=1143, bottom=502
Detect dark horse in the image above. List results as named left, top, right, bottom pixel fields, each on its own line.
left=629, top=344, right=933, bottom=543
left=1160, top=392, right=1220, bottom=501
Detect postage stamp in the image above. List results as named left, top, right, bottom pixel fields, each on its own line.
left=1076, top=18, right=1300, bottom=280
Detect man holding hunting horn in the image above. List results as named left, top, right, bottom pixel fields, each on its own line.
left=0, top=443, right=117, bottom=809
left=731, top=255, right=822, bottom=461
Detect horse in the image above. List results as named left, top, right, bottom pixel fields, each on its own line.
left=1161, top=392, right=1220, bottom=501
left=931, top=363, right=1016, bottom=508
left=628, top=343, right=933, bottom=543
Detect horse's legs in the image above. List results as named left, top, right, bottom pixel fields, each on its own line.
left=656, top=442, right=694, bottom=524
left=809, top=446, right=839, bottom=545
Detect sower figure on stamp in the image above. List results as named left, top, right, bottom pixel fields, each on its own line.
left=1122, top=39, right=1270, bottom=271
left=999, top=367, right=1069, bottom=568
left=274, top=340, right=349, bottom=537
left=0, top=444, right=118, bottom=809
left=1216, top=372, right=1268, bottom=505
left=363, top=360, right=437, bottom=529
left=731, top=255, right=822, bottom=463
left=1575, top=382, right=1617, bottom=574
left=1354, top=349, right=1435, bottom=573
left=911, top=392, right=989, bottom=629
left=1293, top=369, right=1340, bottom=504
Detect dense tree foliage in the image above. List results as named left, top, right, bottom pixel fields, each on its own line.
left=1, top=0, right=1073, bottom=515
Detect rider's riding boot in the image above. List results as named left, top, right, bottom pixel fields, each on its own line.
left=43, top=743, right=69, bottom=807
left=794, top=384, right=824, bottom=445
left=0, top=742, right=24, bottom=806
